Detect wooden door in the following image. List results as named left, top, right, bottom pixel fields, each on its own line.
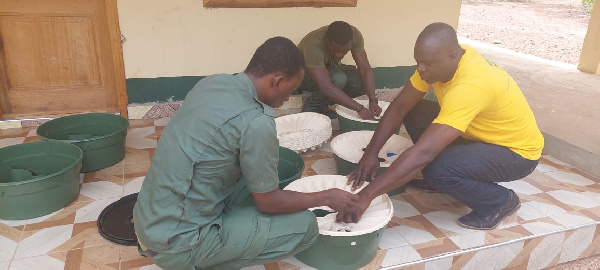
left=0, top=0, right=128, bottom=120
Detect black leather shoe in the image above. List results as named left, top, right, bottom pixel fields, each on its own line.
left=458, top=190, right=520, bottom=230
left=407, top=179, right=440, bottom=193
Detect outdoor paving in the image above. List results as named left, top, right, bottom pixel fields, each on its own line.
left=1, top=111, right=599, bottom=269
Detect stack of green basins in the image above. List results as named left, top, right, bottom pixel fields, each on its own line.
left=330, top=130, right=413, bottom=196
left=37, top=113, right=129, bottom=172
left=0, top=141, right=82, bottom=220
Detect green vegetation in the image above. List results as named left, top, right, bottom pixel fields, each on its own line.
left=582, top=0, right=595, bottom=12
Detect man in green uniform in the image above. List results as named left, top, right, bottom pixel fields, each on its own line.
left=297, top=21, right=381, bottom=120
left=133, top=37, right=359, bottom=270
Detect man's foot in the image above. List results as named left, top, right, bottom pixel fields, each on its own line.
left=407, top=179, right=441, bottom=193
left=457, top=190, right=520, bottom=230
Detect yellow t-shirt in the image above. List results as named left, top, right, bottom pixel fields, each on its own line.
left=409, top=45, right=544, bottom=160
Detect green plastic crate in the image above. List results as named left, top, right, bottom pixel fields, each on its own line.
left=37, top=113, right=129, bottom=172
left=0, top=141, right=83, bottom=220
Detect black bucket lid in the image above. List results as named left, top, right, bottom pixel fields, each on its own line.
left=97, top=193, right=138, bottom=246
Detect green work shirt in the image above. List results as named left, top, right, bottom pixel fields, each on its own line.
left=297, top=25, right=365, bottom=68
left=133, top=73, right=280, bottom=254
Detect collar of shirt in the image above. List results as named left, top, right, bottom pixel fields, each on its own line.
left=234, top=72, right=274, bottom=117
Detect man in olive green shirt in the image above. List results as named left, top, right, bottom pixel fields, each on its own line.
left=133, top=37, right=359, bottom=270
left=297, top=21, right=381, bottom=120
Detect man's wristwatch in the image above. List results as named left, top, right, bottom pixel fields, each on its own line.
left=369, top=97, right=378, bottom=103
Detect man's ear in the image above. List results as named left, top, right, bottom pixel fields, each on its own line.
left=449, top=49, right=458, bottom=61
left=273, top=75, right=284, bottom=88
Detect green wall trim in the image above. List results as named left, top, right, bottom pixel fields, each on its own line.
left=126, top=66, right=417, bottom=104
left=373, top=66, right=417, bottom=89
left=126, top=76, right=205, bottom=104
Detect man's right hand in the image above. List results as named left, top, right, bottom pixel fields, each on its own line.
left=324, top=188, right=360, bottom=213
left=357, top=106, right=376, bottom=120
left=346, top=152, right=380, bottom=191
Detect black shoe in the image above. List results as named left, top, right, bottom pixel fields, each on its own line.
left=407, top=179, right=440, bottom=193
left=457, top=190, right=520, bottom=230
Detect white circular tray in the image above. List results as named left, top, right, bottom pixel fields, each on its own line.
left=335, top=99, right=391, bottom=123
left=275, top=112, right=332, bottom=153
left=330, top=130, right=413, bottom=167
left=284, top=175, right=393, bottom=236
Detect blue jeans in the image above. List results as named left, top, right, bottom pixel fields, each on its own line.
left=403, top=99, right=539, bottom=216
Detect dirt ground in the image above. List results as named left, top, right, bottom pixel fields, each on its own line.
left=457, top=0, right=592, bottom=64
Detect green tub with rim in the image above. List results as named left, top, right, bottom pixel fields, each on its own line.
left=0, top=141, right=83, bottom=220
left=37, top=113, right=129, bottom=172
left=277, top=146, right=305, bottom=189
left=330, top=130, right=413, bottom=196
left=335, top=99, right=401, bottom=134
left=284, top=175, right=393, bottom=270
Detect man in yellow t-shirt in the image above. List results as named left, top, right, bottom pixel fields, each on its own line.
left=343, top=22, right=544, bottom=230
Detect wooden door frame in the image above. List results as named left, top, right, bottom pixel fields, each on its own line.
left=0, top=0, right=128, bottom=120
left=105, top=0, right=128, bottom=118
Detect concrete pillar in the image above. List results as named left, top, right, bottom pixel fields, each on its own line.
left=578, top=3, right=600, bottom=74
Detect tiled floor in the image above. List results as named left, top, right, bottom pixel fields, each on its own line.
left=2, top=116, right=600, bottom=270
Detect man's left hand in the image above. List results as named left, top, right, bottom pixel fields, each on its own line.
left=369, top=101, right=382, bottom=117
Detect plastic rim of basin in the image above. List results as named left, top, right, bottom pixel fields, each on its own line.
left=37, top=113, right=129, bottom=172
left=284, top=175, right=393, bottom=269
left=330, top=130, right=413, bottom=195
left=275, top=112, right=332, bottom=153
left=277, top=146, right=305, bottom=189
left=335, top=99, right=390, bottom=133
left=0, top=141, right=83, bottom=220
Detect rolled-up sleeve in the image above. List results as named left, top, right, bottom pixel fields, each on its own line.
left=239, top=115, right=280, bottom=193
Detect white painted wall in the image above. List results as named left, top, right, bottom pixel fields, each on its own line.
left=117, top=0, right=462, bottom=78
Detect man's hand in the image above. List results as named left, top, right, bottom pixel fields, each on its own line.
left=369, top=101, right=382, bottom=117
left=357, top=106, right=375, bottom=120
left=324, top=188, right=360, bottom=213
left=335, top=196, right=371, bottom=223
left=346, top=152, right=380, bottom=191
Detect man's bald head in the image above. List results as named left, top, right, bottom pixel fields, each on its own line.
left=413, top=22, right=464, bottom=84
left=415, top=22, right=461, bottom=54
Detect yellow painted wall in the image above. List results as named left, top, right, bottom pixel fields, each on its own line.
left=117, top=0, right=462, bottom=78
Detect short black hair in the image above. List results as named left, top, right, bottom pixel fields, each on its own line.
left=326, top=21, right=353, bottom=45
left=245, top=36, right=305, bottom=78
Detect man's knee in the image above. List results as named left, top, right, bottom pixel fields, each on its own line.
left=422, top=162, right=462, bottom=190
left=295, top=210, right=319, bottom=245
left=329, top=68, right=348, bottom=89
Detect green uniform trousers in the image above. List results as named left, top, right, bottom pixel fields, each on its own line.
left=148, top=179, right=319, bottom=270
left=300, top=64, right=365, bottom=113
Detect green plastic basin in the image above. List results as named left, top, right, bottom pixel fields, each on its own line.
left=295, top=228, right=385, bottom=270
left=0, top=141, right=83, bottom=220
left=37, top=113, right=129, bottom=172
left=277, top=146, right=305, bottom=189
